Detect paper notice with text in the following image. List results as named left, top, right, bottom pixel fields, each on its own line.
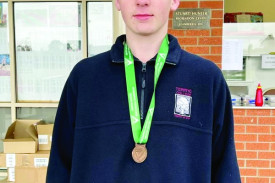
left=222, top=39, right=244, bottom=70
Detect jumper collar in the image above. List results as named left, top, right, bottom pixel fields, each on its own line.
left=111, top=34, right=181, bottom=66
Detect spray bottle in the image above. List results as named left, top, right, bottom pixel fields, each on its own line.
left=255, top=83, right=263, bottom=106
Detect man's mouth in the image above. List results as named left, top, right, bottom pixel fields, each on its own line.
left=133, top=14, right=153, bottom=20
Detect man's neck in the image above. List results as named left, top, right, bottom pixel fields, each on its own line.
left=126, top=30, right=168, bottom=63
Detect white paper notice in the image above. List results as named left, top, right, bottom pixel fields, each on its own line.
left=8, top=167, right=15, bottom=181
left=34, top=158, right=49, bottom=167
left=38, top=135, right=49, bottom=144
left=6, top=154, right=16, bottom=168
left=222, top=39, right=244, bottom=70
left=262, top=55, right=275, bottom=69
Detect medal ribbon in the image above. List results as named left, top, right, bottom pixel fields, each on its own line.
left=124, top=35, right=169, bottom=144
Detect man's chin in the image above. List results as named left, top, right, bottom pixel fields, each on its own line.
left=134, top=29, right=157, bottom=37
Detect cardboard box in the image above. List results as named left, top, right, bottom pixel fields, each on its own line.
left=14, top=120, right=41, bottom=139
left=0, top=154, right=15, bottom=168
left=0, top=154, right=5, bottom=167
left=0, top=151, right=50, bottom=168
left=0, top=151, right=49, bottom=182
left=2, top=120, right=41, bottom=154
left=37, top=124, right=54, bottom=150
left=15, top=167, right=47, bottom=183
left=16, top=151, right=50, bottom=167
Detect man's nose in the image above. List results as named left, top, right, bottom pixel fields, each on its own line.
left=136, top=0, right=150, bottom=6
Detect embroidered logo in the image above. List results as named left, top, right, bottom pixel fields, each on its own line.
left=125, top=58, right=133, bottom=66
left=174, top=87, right=192, bottom=119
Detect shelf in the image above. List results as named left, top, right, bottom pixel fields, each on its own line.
left=227, top=81, right=253, bottom=86
left=233, top=105, right=275, bottom=109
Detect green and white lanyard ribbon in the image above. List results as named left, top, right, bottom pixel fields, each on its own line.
left=124, top=35, right=169, bottom=144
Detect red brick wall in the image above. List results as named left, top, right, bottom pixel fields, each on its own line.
left=234, top=109, right=275, bottom=183
left=168, top=1, right=275, bottom=182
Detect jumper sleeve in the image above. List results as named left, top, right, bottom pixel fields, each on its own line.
left=211, top=72, right=241, bottom=183
left=46, top=71, right=77, bottom=183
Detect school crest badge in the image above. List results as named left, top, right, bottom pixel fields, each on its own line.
left=174, top=87, right=192, bottom=119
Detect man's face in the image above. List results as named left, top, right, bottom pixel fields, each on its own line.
left=115, top=0, right=179, bottom=36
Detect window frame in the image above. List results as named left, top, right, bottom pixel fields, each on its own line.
left=0, top=0, right=123, bottom=124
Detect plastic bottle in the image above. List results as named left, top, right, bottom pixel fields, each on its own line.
left=255, top=83, right=263, bottom=106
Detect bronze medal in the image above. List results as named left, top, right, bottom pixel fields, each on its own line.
left=132, top=143, right=147, bottom=163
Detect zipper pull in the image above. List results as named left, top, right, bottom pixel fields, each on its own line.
left=142, top=63, right=146, bottom=72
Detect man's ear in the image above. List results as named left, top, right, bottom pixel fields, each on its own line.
left=170, top=0, right=180, bottom=11
left=115, top=0, right=121, bottom=11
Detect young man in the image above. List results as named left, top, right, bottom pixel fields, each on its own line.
left=47, top=0, right=241, bottom=182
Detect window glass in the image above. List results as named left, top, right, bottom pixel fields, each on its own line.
left=87, top=2, right=113, bottom=57
left=14, top=2, right=82, bottom=102
left=0, top=108, right=11, bottom=152
left=0, top=2, right=10, bottom=102
left=16, top=107, right=57, bottom=123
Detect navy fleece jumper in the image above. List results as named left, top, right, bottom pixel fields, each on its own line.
left=46, top=34, right=241, bottom=183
